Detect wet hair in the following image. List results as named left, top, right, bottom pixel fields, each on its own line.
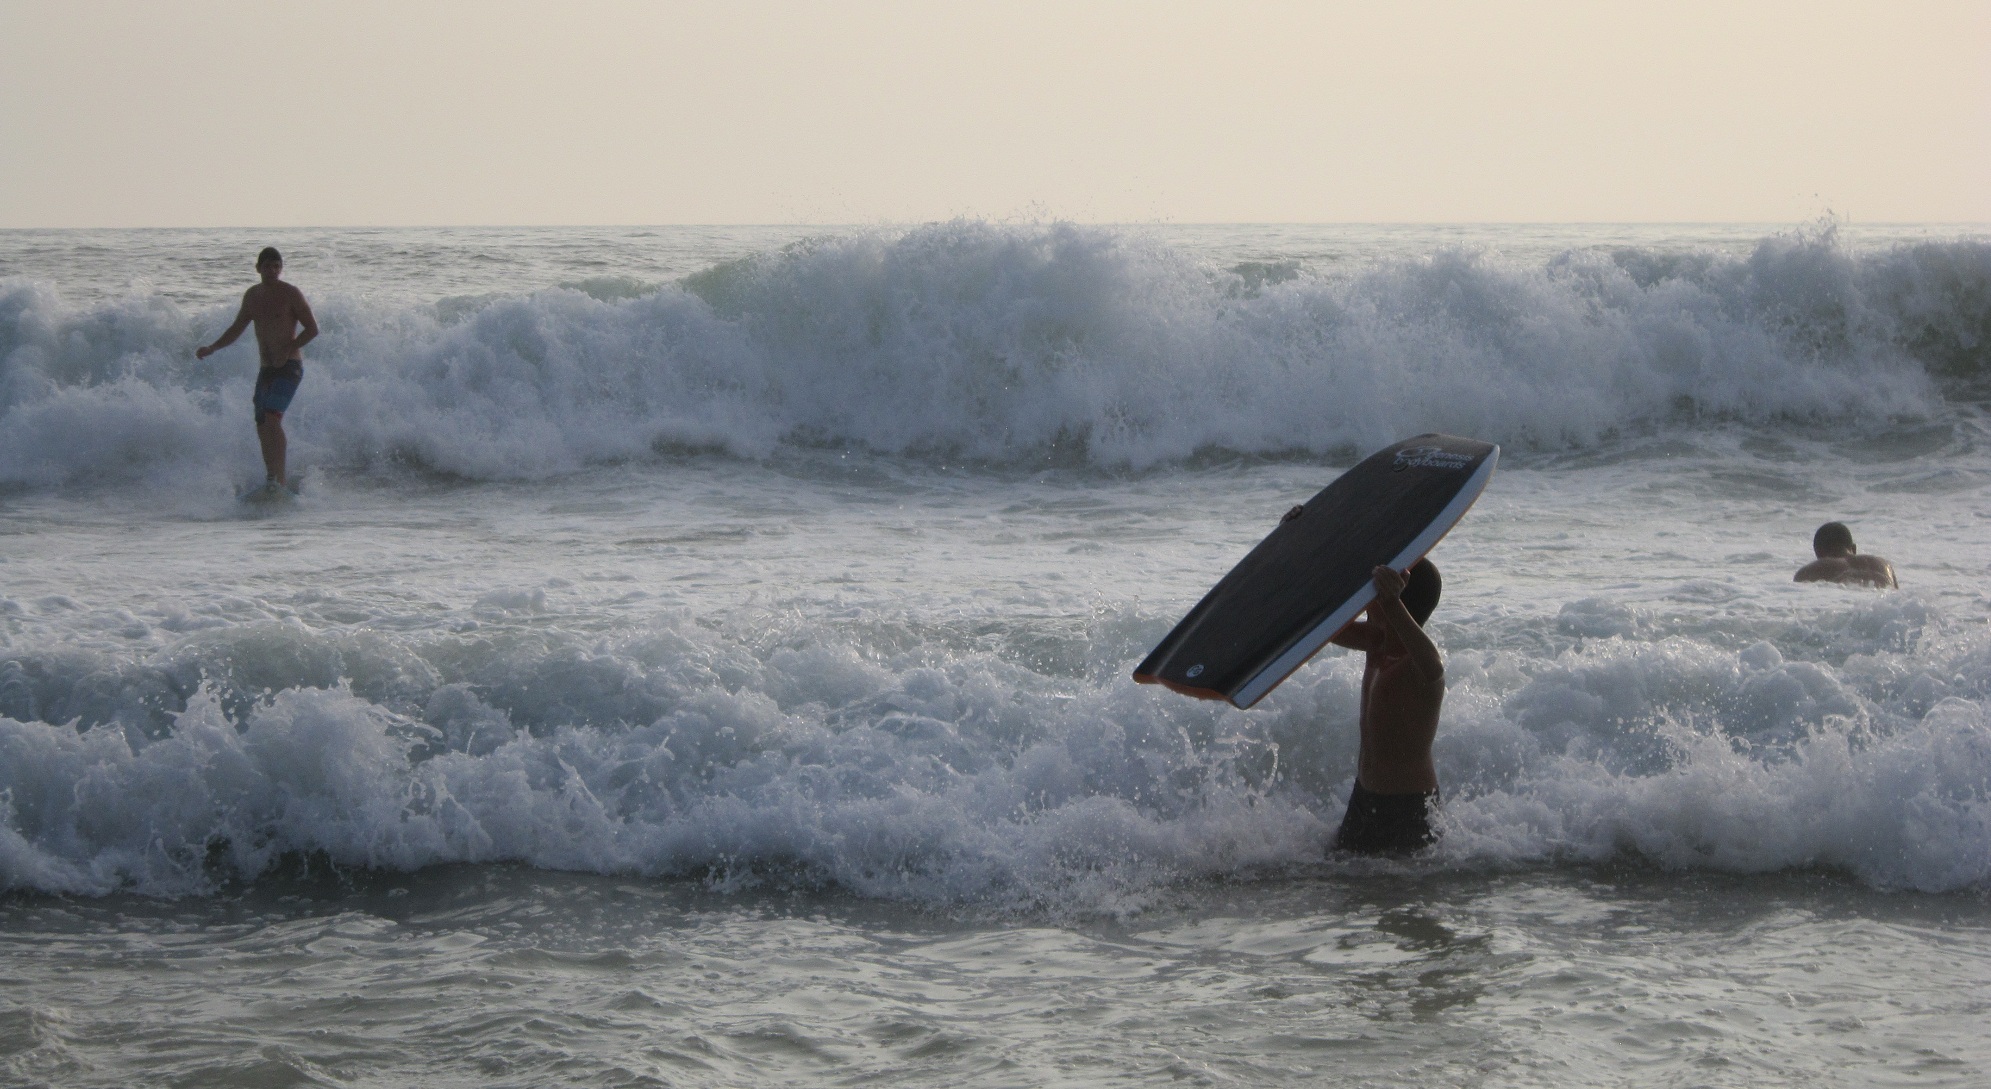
left=258, top=246, right=282, bottom=267
left=1813, top=521, right=1856, bottom=557
left=1401, top=558, right=1442, bottom=626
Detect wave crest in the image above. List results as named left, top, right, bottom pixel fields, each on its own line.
left=3, top=222, right=1985, bottom=486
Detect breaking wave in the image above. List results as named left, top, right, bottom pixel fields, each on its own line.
left=3, top=221, right=1986, bottom=487
left=2, top=586, right=1985, bottom=903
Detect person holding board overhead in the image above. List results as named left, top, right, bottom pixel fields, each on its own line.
left=1325, top=558, right=1446, bottom=854
left=1136, top=434, right=1496, bottom=855
left=195, top=247, right=317, bottom=494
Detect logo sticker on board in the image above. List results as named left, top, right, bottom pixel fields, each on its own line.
left=1392, top=446, right=1473, bottom=471
left=1186, top=664, right=1205, bottom=678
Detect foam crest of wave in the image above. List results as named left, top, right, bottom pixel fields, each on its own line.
left=3, top=223, right=1986, bottom=487
left=2, top=593, right=1985, bottom=904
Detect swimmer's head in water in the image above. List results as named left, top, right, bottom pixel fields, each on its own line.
left=1814, top=521, right=1857, bottom=558
left=257, top=246, right=282, bottom=270
left=1401, top=558, right=1441, bottom=626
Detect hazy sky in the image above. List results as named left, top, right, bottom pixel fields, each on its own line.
left=3, top=1, right=1986, bottom=227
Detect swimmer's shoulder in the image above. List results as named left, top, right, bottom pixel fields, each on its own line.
left=1849, top=554, right=1898, bottom=588
left=1794, top=558, right=1847, bottom=583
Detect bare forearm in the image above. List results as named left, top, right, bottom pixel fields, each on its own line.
left=282, top=327, right=317, bottom=357
left=207, top=320, right=249, bottom=350
left=290, top=308, right=318, bottom=354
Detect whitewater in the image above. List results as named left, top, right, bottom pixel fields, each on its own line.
left=1, top=222, right=1987, bottom=1087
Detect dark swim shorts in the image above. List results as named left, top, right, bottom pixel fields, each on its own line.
left=1334, top=781, right=1440, bottom=855
left=253, top=361, right=304, bottom=424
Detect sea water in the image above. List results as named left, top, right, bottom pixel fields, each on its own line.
left=1, top=222, right=1987, bottom=1087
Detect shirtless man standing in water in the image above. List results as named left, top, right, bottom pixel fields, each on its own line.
left=1326, top=560, right=1447, bottom=854
left=196, top=247, right=317, bottom=489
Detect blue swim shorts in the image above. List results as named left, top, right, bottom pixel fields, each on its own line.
left=253, top=361, right=304, bottom=424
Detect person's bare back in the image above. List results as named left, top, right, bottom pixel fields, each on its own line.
left=1795, top=522, right=1897, bottom=589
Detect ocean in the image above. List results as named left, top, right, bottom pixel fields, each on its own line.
left=1, top=221, right=1986, bottom=1087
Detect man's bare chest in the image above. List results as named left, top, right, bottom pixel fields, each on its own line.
left=246, top=288, right=299, bottom=324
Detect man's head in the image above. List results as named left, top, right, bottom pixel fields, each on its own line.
left=1813, top=521, right=1857, bottom=558
left=257, top=247, right=283, bottom=275
left=1401, top=558, right=1441, bottom=626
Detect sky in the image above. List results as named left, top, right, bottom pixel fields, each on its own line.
left=2, top=0, right=1986, bottom=227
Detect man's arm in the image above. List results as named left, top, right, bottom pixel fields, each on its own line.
left=1329, top=619, right=1383, bottom=652
left=1368, top=566, right=1443, bottom=683
left=284, top=287, right=318, bottom=357
left=196, top=294, right=254, bottom=359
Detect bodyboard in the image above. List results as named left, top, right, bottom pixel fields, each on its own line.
left=1133, top=433, right=1498, bottom=708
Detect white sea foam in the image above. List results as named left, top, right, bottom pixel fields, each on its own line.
left=4, top=222, right=1984, bottom=487
left=2, top=586, right=1984, bottom=903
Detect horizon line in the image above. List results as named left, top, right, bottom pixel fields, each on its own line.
left=6, top=219, right=1989, bottom=232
